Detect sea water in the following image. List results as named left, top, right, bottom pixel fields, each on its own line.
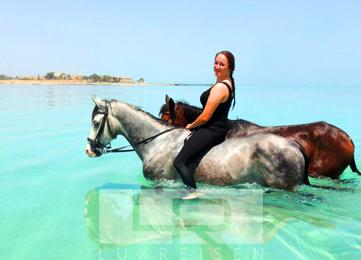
left=0, top=84, right=360, bottom=259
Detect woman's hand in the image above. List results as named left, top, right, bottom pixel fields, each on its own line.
left=185, top=124, right=193, bottom=130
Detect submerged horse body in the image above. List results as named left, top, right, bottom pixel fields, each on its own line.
left=159, top=95, right=360, bottom=179
left=86, top=97, right=307, bottom=190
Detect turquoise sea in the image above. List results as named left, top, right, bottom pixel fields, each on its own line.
left=0, top=84, right=361, bottom=259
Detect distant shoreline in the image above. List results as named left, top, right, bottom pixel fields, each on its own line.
left=0, top=80, right=211, bottom=86
left=0, top=79, right=175, bottom=86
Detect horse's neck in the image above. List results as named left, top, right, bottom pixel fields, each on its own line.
left=178, top=103, right=202, bottom=123
left=112, top=102, right=169, bottom=157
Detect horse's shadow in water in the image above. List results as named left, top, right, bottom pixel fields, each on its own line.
left=84, top=183, right=336, bottom=257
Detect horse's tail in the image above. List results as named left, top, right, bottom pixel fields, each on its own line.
left=349, top=139, right=361, bottom=175
left=350, top=156, right=361, bottom=175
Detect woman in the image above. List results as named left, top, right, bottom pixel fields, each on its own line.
left=174, top=50, right=236, bottom=199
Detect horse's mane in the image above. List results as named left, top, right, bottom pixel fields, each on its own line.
left=232, top=118, right=261, bottom=128
left=158, top=98, right=263, bottom=132
left=92, top=100, right=171, bottom=127
left=92, top=105, right=104, bottom=120
left=227, top=118, right=264, bottom=137
left=177, top=101, right=202, bottom=121
left=92, top=106, right=98, bottom=120
left=110, top=99, right=170, bottom=126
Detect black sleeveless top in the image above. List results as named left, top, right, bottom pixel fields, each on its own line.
left=200, top=81, right=233, bottom=135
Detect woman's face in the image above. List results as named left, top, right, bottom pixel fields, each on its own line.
left=214, top=54, right=230, bottom=79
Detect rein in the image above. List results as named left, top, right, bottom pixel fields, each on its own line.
left=103, top=127, right=176, bottom=153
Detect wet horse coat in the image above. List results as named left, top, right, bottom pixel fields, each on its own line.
left=159, top=95, right=360, bottom=179
left=86, top=97, right=307, bottom=190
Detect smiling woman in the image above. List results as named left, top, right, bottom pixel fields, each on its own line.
left=173, top=51, right=236, bottom=198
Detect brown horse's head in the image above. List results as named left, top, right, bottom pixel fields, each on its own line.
left=159, top=95, right=202, bottom=127
left=159, top=95, right=187, bottom=127
left=159, top=95, right=173, bottom=124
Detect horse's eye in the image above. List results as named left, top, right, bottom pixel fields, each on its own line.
left=93, top=121, right=100, bottom=127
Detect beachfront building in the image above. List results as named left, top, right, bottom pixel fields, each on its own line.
left=117, top=76, right=135, bottom=84
left=70, top=74, right=83, bottom=80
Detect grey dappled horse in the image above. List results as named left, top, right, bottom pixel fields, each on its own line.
left=86, top=97, right=306, bottom=190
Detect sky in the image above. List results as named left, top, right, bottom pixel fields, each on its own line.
left=1, top=0, right=361, bottom=85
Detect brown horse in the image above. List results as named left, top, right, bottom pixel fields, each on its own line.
left=159, top=95, right=360, bottom=179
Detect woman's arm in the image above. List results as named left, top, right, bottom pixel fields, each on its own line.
left=186, top=83, right=230, bottom=130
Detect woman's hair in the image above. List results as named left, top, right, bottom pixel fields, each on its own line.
left=215, top=50, right=236, bottom=109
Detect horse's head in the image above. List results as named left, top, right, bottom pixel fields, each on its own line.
left=86, top=96, right=117, bottom=157
left=159, top=95, right=203, bottom=127
left=159, top=95, right=175, bottom=125
left=159, top=95, right=189, bottom=127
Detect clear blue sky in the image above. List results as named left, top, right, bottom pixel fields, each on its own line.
left=1, top=0, right=360, bottom=85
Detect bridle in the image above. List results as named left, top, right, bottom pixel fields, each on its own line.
left=162, top=110, right=176, bottom=125
left=87, top=101, right=113, bottom=156
left=87, top=101, right=177, bottom=155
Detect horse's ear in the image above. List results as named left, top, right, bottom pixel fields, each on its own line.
left=92, top=96, right=106, bottom=109
left=165, top=94, right=175, bottom=112
left=169, top=97, right=175, bottom=112
left=165, top=94, right=176, bottom=113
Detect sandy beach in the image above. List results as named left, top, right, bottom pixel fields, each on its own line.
left=0, top=79, right=175, bottom=86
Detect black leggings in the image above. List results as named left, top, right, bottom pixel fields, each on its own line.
left=173, top=128, right=225, bottom=189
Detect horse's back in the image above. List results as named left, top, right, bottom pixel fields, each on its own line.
left=195, top=134, right=305, bottom=189
left=267, top=121, right=356, bottom=178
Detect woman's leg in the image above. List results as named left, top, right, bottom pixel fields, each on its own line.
left=174, top=128, right=224, bottom=189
